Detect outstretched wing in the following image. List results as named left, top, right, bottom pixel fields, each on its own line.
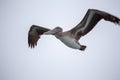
left=28, top=25, right=50, bottom=48
left=70, top=9, right=120, bottom=40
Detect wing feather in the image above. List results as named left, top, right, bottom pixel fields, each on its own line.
left=70, top=9, right=120, bottom=39
left=28, top=25, right=50, bottom=48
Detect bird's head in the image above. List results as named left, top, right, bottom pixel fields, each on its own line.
left=44, top=27, right=63, bottom=35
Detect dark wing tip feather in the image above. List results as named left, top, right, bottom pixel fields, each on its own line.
left=28, top=30, right=40, bottom=48
left=104, top=13, right=120, bottom=25
left=111, top=16, right=120, bottom=25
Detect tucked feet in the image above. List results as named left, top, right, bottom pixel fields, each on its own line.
left=79, top=45, right=86, bottom=51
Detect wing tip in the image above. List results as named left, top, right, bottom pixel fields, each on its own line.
left=28, top=40, right=38, bottom=48
left=108, top=14, right=120, bottom=25
left=28, top=44, right=36, bottom=48
left=28, top=35, right=39, bottom=48
left=114, top=19, right=120, bottom=26
left=28, top=39, right=35, bottom=48
left=119, top=20, right=120, bottom=25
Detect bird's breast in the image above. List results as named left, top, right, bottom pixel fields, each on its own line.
left=57, top=36, right=80, bottom=49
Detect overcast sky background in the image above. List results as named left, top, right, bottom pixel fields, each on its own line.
left=0, top=0, right=120, bottom=80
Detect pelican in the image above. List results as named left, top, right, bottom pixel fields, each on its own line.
left=28, top=9, right=120, bottom=51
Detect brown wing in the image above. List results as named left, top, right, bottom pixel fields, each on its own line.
left=28, top=25, right=50, bottom=48
left=70, top=9, right=120, bottom=40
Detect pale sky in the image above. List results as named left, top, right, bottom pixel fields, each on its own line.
left=0, top=0, right=120, bottom=80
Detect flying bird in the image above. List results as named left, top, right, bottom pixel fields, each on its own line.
left=28, top=9, right=120, bottom=51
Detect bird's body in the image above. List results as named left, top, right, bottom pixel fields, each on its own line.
left=28, top=9, right=120, bottom=51
left=55, top=32, right=81, bottom=49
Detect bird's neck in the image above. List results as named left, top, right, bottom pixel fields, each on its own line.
left=55, top=32, right=63, bottom=39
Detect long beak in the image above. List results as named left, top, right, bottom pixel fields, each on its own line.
left=44, top=30, right=54, bottom=35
